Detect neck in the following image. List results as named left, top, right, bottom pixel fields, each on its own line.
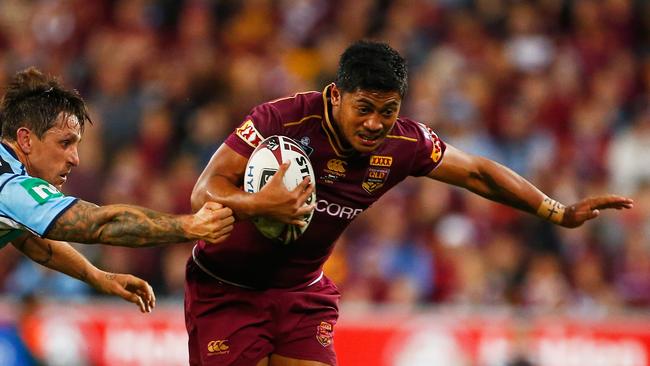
left=1, top=139, right=29, bottom=167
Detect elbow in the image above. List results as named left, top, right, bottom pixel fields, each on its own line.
left=190, top=184, right=205, bottom=212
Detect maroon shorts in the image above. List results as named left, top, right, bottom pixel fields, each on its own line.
left=184, top=258, right=340, bottom=366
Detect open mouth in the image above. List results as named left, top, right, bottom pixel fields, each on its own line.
left=356, top=133, right=383, bottom=146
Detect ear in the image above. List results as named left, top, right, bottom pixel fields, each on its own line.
left=15, top=127, right=33, bottom=154
left=330, top=84, right=341, bottom=107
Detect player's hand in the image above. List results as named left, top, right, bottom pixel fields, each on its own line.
left=561, top=195, right=634, bottom=228
left=89, top=271, right=156, bottom=313
left=255, top=161, right=315, bottom=226
left=190, top=202, right=235, bottom=243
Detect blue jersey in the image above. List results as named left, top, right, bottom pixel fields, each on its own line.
left=0, top=143, right=78, bottom=248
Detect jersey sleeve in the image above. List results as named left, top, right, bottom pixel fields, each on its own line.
left=224, top=103, right=284, bottom=158
left=410, top=122, right=447, bottom=177
left=0, top=175, right=78, bottom=237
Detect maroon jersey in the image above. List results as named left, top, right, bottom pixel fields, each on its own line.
left=194, top=84, right=446, bottom=288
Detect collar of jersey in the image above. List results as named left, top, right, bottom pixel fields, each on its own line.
left=1, top=142, right=19, bottom=161
left=321, top=84, right=356, bottom=158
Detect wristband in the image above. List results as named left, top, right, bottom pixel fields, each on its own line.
left=536, top=197, right=566, bottom=224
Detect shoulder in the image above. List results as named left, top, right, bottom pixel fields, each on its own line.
left=387, top=117, right=440, bottom=144
left=263, top=90, right=325, bottom=126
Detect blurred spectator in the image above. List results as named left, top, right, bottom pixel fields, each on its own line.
left=0, top=0, right=647, bottom=313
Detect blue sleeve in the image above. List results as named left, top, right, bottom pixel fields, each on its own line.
left=0, top=175, right=78, bottom=237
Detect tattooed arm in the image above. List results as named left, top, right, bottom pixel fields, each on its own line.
left=45, top=200, right=234, bottom=247
left=11, top=234, right=155, bottom=312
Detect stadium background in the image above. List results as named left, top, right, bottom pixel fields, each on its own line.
left=0, top=0, right=649, bottom=365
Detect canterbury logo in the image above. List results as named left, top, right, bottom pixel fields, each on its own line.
left=207, top=340, right=230, bottom=353
left=326, top=159, right=347, bottom=173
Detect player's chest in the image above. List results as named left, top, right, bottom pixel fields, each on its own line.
left=304, top=148, right=407, bottom=208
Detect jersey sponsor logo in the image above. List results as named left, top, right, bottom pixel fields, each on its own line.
left=235, top=120, right=264, bottom=148
left=207, top=340, right=230, bottom=355
left=417, top=122, right=444, bottom=163
left=315, top=199, right=363, bottom=220
left=418, top=122, right=435, bottom=140
left=369, top=155, right=393, bottom=167
left=316, top=321, right=333, bottom=347
left=430, top=136, right=443, bottom=163
left=326, top=159, right=346, bottom=174
left=299, top=136, right=314, bottom=156
left=362, top=167, right=390, bottom=194
left=321, top=159, right=347, bottom=184
left=19, top=178, right=63, bottom=204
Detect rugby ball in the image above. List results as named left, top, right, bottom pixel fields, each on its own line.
left=244, top=135, right=316, bottom=244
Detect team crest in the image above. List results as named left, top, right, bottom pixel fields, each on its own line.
left=235, top=120, right=264, bottom=148
left=316, top=322, right=333, bottom=347
left=362, top=167, right=390, bottom=194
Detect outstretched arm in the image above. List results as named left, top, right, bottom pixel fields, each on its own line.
left=428, top=144, right=633, bottom=228
left=191, top=144, right=314, bottom=225
left=46, top=200, right=234, bottom=246
left=11, top=234, right=155, bottom=313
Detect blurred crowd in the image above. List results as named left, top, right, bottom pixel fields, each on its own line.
left=0, top=0, right=649, bottom=314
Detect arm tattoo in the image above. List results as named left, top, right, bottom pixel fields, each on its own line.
left=105, top=273, right=116, bottom=281
left=47, top=200, right=190, bottom=246
left=33, top=241, right=53, bottom=266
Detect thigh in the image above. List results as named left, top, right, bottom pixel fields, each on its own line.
left=269, top=354, right=333, bottom=366
left=272, top=276, right=340, bottom=366
left=185, top=259, right=274, bottom=366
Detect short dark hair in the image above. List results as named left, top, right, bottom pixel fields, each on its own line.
left=336, top=40, right=408, bottom=97
left=0, top=67, right=91, bottom=141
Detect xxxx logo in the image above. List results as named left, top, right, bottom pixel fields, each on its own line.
left=235, top=120, right=264, bottom=148
left=369, top=155, right=392, bottom=167
left=207, top=340, right=230, bottom=355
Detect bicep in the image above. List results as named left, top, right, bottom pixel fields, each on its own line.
left=426, top=144, right=483, bottom=187
left=191, top=144, right=248, bottom=210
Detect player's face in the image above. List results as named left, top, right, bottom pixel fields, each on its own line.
left=26, top=113, right=81, bottom=189
left=331, top=85, right=401, bottom=153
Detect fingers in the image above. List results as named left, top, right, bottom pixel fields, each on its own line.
left=215, top=207, right=235, bottom=220
left=204, top=217, right=235, bottom=243
left=122, top=275, right=155, bottom=313
left=272, top=161, right=290, bottom=182
left=114, top=284, right=148, bottom=313
left=202, top=201, right=225, bottom=210
left=588, top=195, right=634, bottom=210
left=294, top=176, right=312, bottom=194
left=137, top=283, right=156, bottom=312
left=136, top=296, right=146, bottom=313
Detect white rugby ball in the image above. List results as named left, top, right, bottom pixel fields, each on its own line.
left=244, top=135, right=316, bottom=244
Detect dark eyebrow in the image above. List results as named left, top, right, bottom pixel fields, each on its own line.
left=59, top=132, right=81, bottom=142
left=355, top=97, right=400, bottom=109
